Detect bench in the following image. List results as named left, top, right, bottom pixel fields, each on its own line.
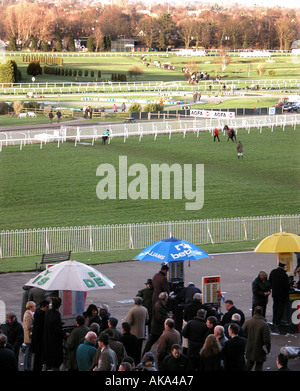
left=124, top=117, right=136, bottom=123
left=35, top=251, right=72, bottom=271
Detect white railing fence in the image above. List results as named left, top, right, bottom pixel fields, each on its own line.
left=1, top=78, right=300, bottom=95
left=0, top=214, right=299, bottom=258
left=1, top=114, right=299, bottom=150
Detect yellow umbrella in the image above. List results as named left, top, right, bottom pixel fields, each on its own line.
left=254, top=232, right=300, bottom=253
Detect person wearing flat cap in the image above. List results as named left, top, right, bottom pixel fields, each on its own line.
left=252, top=271, right=271, bottom=317
left=269, top=263, right=290, bottom=326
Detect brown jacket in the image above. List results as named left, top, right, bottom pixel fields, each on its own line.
left=156, top=327, right=181, bottom=370
left=23, top=310, right=34, bottom=344
left=152, top=271, right=170, bottom=305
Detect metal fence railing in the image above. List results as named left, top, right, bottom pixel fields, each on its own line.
left=0, top=114, right=299, bottom=150
left=1, top=214, right=299, bottom=258
left=1, top=77, right=300, bottom=95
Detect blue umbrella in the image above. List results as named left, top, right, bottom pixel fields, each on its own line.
left=135, top=238, right=209, bottom=263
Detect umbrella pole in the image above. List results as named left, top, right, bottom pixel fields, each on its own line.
left=168, top=261, right=185, bottom=290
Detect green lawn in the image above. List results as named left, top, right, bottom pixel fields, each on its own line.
left=1, top=126, right=299, bottom=231
left=12, top=53, right=300, bottom=84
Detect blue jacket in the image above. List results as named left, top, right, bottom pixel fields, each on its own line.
left=76, top=340, right=97, bottom=371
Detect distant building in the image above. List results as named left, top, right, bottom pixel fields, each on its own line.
left=291, top=40, right=300, bottom=49
left=111, top=38, right=149, bottom=52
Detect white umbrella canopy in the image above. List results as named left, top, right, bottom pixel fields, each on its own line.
left=25, top=260, right=115, bottom=292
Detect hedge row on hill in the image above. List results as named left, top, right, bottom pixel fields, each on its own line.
left=44, top=66, right=101, bottom=78
left=22, top=55, right=63, bottom=65
left=111, top=73, right=127, bottom=82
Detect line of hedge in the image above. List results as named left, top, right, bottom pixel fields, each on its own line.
left=44, top=66, right=102, bottom=78
left=22, top=55, right=63, bottom=66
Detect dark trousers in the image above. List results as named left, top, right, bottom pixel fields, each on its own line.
left=272, top=296, right=287, bottom=325
left=246, top=360, right=264, bottom=371
left=142, top=334, right=160, bottom=356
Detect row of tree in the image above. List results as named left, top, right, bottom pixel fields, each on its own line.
left=0, top=1, right=299, bottom=51
left=22, top=54, right=63, bottom=65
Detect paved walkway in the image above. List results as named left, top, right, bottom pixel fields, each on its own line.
left=1, top=251, right=300, bottom=371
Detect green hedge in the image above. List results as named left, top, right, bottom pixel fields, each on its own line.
left=22, top=54, right=63, bottom=66
left=44, top=67, right=101, bottom=79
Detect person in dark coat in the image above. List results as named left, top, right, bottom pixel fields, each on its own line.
left=0, top=334, right=18, bottom=371
left=252, top=271, right=271, bottom=317
left=152, top=264, right=170, bottom=306
left=0, top=312, right=24, bottom=363
left=42, top=297, right=66, bottom=370
left=98, top=304, right=110, bottom=332
left=183, top=293, right=204, bottom=322
left=242, top=306, right=271, bottom=371
left=137, top=279, right=153, bottom=334
left=222, top=323, right=246, bottom=371
left=65, top=315, right=90, bottom=371
left=269, top=263, right=290, bottom=325
left=82, top=304, right=102, bottom=328
left=223, top=313, right=245, bottom=339
left=162, top=344, right=192, bottom=371
left=177, top=282, right=201, bottom=304
left=220, top=300, right=245, bottom=326
left=31, top=299, right=49, bottom=371
left=120, top=322, right=139, bottom=365
left=143, top=292, right=169, bottom=356
left=181, top=308, right=208, bottom=371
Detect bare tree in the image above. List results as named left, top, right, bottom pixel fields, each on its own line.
left=179, top=20, right=194, bottom=49
left=93, top=26, right=104, bottom=52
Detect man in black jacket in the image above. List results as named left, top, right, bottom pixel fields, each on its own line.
left=181, top=309, right=208, bottom=370
left=252, top=271, right=271, bottom=317
left=0, top=334, right=18, bottom=371
left=222, top=323, right=246, bottom=371
left=183, top=293, right=204, bottom=322
left=0, top=312, right=24, bottom=363
left=162, top=344, right=192, bottom=371
left=269, top=263, right=290, bottom=325
left=220, top=300, right=245, bottom=326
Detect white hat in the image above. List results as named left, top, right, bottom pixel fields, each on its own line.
left=98, top=304, right=109, bottom=312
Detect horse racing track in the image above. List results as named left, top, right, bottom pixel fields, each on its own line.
left=0, top=123, right=299, bottom=233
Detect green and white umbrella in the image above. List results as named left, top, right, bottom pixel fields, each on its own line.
left=25, top=260, right=115, bottom=291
